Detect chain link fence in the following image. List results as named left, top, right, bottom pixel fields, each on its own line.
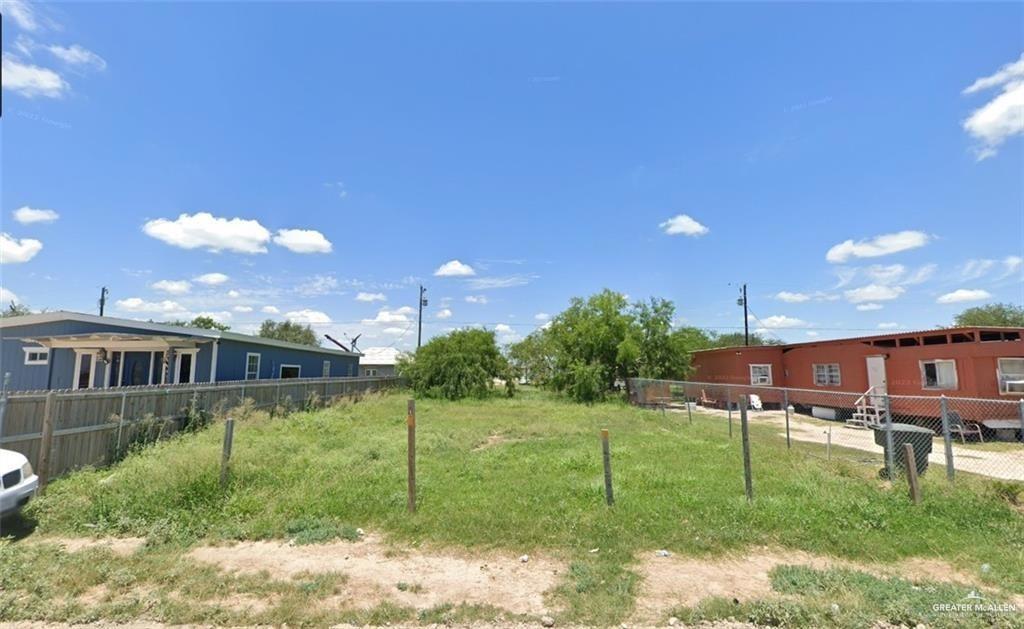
left=629, top=379, right=1024, bottom=484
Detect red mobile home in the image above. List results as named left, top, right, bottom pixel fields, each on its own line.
left=690, top=327, right=1024, bottom=420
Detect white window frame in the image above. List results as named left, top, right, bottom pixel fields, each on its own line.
left=22, top=346, right=49, bottom=366
left=812, top=363, right=841, bottom=387
left=920, top=359, right=958, bottom=390
left=72, top=350, right=97, bottom=390
left=323, top=360, right=331, bottom=377
left=245, top=352, right=261, bottom=381
left=173, top=349, right=198, bottom=384
left=279, top=364, right=301, bottom=379
left=997, top=357, right=1024, bottom=395
left=749, top=364, right=772, bottom=386
left=365, top=367, right=378, bottom=377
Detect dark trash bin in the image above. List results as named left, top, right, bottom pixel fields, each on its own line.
left=873, top=423, right=934, bottom=477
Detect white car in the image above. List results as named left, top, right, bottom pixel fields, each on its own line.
left=0, top=449, right=39, bottom=518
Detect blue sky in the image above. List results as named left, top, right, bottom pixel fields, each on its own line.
left=2, top=1, right=1022, bottom=351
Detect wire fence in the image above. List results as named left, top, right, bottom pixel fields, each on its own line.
left=0, top=375, right=405, bottom=483
left=629, top=379, right=1024, bottom=484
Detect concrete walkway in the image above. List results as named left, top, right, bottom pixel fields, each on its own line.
left=678, top=406, right=1024, bottom=482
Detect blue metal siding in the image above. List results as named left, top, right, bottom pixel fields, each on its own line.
left=215, top=339, right=359, bottom=382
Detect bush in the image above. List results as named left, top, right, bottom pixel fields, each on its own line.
left=399, top=328, right=514, bottom=400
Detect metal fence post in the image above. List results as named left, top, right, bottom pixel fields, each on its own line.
left=407, top=400, right=416, bottom=513
left=883, top=395, right=895, bottom=479
left=1019, top=400, right=1024, bottom=449
left=739, top=395, right=753, bottom=502
left=115, top=390, right=128, bottom=457
left=37, top=391, right=57, bottom=491
left=601, top=428, right=614, bottom=506
left=686, top=397, right=693, bottom=424
left=783, top=389, right=791, bottom=449
left=220, top=417, right=235, bottom=488
left=0, top=373, right=10, bottom=448
left=727, top=388, right=733, bottom=438
left=939, top=396, right=955, bottom=482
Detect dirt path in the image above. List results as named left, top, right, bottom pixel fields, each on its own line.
left=684, top=407, right=1024, bottom=481
left=188, top=533, right=563, bottom=615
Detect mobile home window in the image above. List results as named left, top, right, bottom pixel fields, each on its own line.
left=813, top=363, right=841, bottom=386
left=365, top=368, right=378, bottom=377
left=245, top=353, right=261, bottom=380
left=921, top=359, right=957, bottom=390
left=749, top=364, right=772, bottom=385
left=323, top=360, right=331, bottom=377
left=279, top=364, right=301, bottom=379
left=997, top=358, right=1024, bottom=394
left=23, top=347, right=49, bottom=365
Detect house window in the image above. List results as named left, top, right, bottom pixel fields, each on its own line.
left=749, top=364, right=772, bottom=385
left=279, top=364, right=301, bottom=379
left=365, top=367, right=378, bottom=377
left=323, top=360, right=331, bottom=377
left=245, top=353, right=261, bottom=380
left=921, top=359, right=957, bottom=390
left=23, top=347, right=49, bottom=366
left=813, top=363, right=841, bottom=386
left=997, top=358, right=1024, bottom=394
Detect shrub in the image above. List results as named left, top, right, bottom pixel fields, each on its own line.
left=399, top=328, right=514, bottom=400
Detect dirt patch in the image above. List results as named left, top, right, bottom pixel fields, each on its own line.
left=32, top=536, right=146, bottom=556
left=76, top=584, right=110, bottom=606
left=633, top=547, right=990, bottom=621
left=472, top=434, right=521, bottom=451
left=187, top=533, right=563, bottom=615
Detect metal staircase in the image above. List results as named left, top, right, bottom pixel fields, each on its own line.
left=848, top=386, right=886, bottom=429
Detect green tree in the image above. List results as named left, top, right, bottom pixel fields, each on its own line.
left=954, top=303, right=1024, bottom=327
left=708, top=331, right=784, bottom=347
left=258, top=320, right=319, bottom=346
left=399, top=328, right=513, bottom=400
left=0, top=302, right=32, bottom=318
left=163, top=315, right=231, bottom=331
left=507, top=330, right=556, bottom=385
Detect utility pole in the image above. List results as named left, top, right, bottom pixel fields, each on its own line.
left=737, top=283, right=749, bottom=346
left=417, top=285, right=428, bottom=350
left=99, top=287, right=109, bottom=316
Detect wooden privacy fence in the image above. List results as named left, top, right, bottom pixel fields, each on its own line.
left=0, top=376, right=404, bottom=483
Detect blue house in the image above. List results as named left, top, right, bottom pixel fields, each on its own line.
left=0, top=311, right=362, bottom=392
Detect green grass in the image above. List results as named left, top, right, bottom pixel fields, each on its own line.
left=3, top=389, right=1023, bottom=625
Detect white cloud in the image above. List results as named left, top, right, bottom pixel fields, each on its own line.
left=1002, top=255, right=1023, bottom=278
left=195, top=310, right=233, bottom=323
left=843, top=284, right=905, bottom=304
left=825, top=230, right=931, bottom=263
left=494, top=323, right=513, bottom=333
left=959, top=259, right=996, bottom=280
left=0, top=287, right=20, bottom=305
left=143, top=212, right=271, bottom=254
left=273, top=228, right=333, bottom=254
left=0, top=233, right=43, bottom=264
left=261, top=305, right=280, bottom=314
left=465, top=295, right=488, bottom=304
left=864, top=264, right=907, bottom=285
left=285, top=309, right=331, bottom=324
left=13, top=206, right=59, bottom=224
left=904, top=263, right=937, bottom=285
left=46, top=44, right=106, bottom=71
left=227, top=290, right=241, bottom=298
left=753, top=314, right=807, bottom=329
left=436, top=308, right=453, bottom=320
left=774, top=291, right=810, bottom=303
left=356, top=292, right=387, bottom=302
left=295, top=274, right=340, bottom=296
left=382, top=326, right=409, bottom=336
left=962, top=53, right=1024, bottom=160
left=193, top=272, right=229, bottom=285
left=4, top=0, right=39, bottom=31
left=115, top=297, right=187, bottom=315
left=535, top=312, right=550, bottom=321
left=659, top=214, right=709, bottom=237
left=434, top=259, right=476, bottom=277
left=151, top=279, right=191, bottom=295
left=233, top=305, right=253, bottom=313
left=856, top=303, right=884, bottom=312
left=1, top=53, right=67, bottom=98
left=465, top=275, right=533, bottom=290
left=936, top=288, right=992, bottom=304
left=805, top=331, right=819, bottom=337
left=362, top=307, right=411, bottom=325
left=877, top=322, right=901, bottom=330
